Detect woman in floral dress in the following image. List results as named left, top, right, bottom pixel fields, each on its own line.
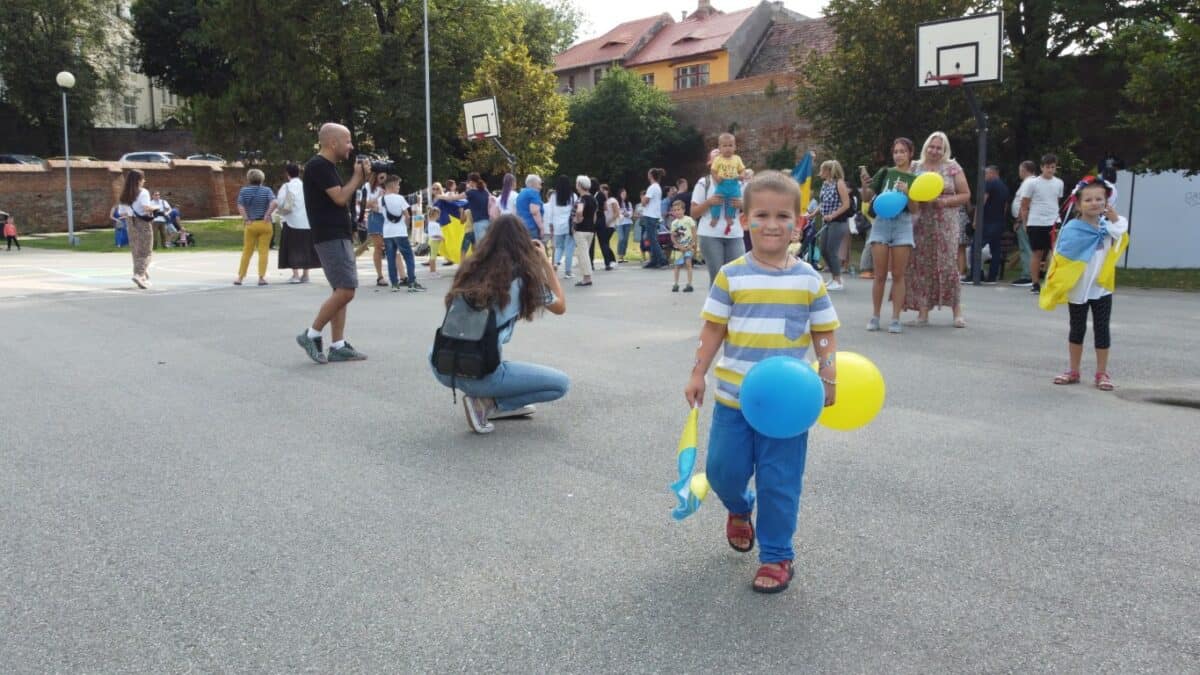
left=905, top=131, right=971, bottom=327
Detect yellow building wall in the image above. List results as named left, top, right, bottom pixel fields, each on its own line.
left=631, top=51, right=730, bottom=93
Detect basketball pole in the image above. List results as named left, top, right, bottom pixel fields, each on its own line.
left=965, top=87, right=987, bottom=286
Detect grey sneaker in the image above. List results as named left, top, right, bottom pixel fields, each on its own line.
left=408, top=282, right=427, bottom=293
left=488, top=404, right=536, bottom=420
left=463, top=396, right=496, bottom=433
left=296, top=332, right=327, bottom=364
left=866, top=316, right=880, bottom=331
left=328, top=342, right=367, bottom=362
left=887, top=319, right=903, bottom=334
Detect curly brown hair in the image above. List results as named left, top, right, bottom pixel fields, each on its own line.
left=445, top=214, right=552, bottom=321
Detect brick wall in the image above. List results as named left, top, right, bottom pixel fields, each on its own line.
left=0, top=161, right=240, bottom=233
left=669, top=74, right=820, bottom=176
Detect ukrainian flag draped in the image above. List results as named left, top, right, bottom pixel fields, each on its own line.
left=670, top=406, right=709, bottom=521
left=792, top=152, right=813, bottom=214
left=1038, top=218, right=1129, bottom=311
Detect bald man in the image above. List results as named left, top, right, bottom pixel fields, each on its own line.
left=296, top=123, right=371, bottom=363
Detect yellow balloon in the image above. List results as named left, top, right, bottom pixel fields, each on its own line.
left=690, top=473, right=710, bottom=501
left=908, top=172, right=945, bottom=202
left=812, top=352, right=885, bottom=431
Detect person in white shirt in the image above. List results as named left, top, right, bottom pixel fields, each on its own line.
left=691, top=148, right=745, bottom=286
left=277, top=163, right=319, bottom=283
left=118, top=170, right=155, bottom=288
left=379, top=175, right=425, bottom=292
left=1009, top=160, right=1038, bottom=286
left=1018, top=154, right=1064, bottom=292
left=542, top=175, right=576, bottom=278
left=639, top=168, right=668, bottom=268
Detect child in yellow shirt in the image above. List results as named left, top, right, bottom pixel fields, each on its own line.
left=709, top=132, right=746, bottom=221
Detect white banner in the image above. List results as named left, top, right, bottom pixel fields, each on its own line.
left=1116, top=170, right=1200, bottom=269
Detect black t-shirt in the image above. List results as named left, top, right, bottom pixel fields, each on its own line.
left=303, top=155, right=352, bottom=242
left=671, top=191, right=691, bottom=214
left=575, top=193, right=597, bottom=233
left=983, top=177, right=1010, bottom=226
left=465, top=188, right=490, bottom=222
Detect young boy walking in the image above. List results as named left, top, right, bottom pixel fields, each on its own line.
left=685, top=171, right=840, bottom=594
left=379, top=175, right=426, bottom=293
left=668, top=200, right=697, bottom=292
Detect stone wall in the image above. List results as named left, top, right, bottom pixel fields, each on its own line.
left=0, top=160, right=240, bottom=233
left=669, top=74, right=820, bottom=179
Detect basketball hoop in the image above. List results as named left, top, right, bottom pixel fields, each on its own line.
left=924, top=71, right=965, bottom=88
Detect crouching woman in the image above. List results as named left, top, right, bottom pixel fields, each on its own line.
left=431, top=214, right=569, bottom=434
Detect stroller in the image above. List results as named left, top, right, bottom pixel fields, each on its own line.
left=797, top=215, right=824, bottom=270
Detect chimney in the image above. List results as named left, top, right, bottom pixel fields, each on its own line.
left=693, top=0, right=718, bottom=20
left=681, top=10, right=688, bottom=20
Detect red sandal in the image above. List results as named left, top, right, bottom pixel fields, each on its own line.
left=1095, top=371, right=1114, bottom=391
left=726, top=513, right=754, bottom=553
left=752, top=561, right=794, bottom=594
left=1053, top=369, right=1080, bottom=385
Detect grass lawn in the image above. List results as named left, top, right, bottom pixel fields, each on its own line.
left=20, top=219, right=248, bottom=253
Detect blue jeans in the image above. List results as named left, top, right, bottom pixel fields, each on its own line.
left=432, top=360, right=570, bottom=412
left=705, top=402, right=809, bottom=564
left=638, top=216, right=666, bottom=266
left=553, top=233, right=575, bottom=274
left=711, top=178, right=742, bottom=220
left=473, top=218, right=490, bottom=245
left=615, top=222, right=632, bottom=258
left=460, top=229, right=475, bottom=255
left=384, top=236, right=416, bottom=285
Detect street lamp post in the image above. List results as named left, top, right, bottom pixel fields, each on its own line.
left=56, top=71, right=77, bottom=246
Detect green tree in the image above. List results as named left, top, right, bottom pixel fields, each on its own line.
left=506, top=0, right=583, bottom=67
left=461, top=43, right=569, bottom=178
left=1114, top=11, right=1200, bottom=172
left=131, top=0, right=232, bottom=98
left=0, top=0, right=124, bottom=153
left=554, top=66, right=696, bottom=190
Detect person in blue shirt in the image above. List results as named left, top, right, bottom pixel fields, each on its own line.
left=514, top=174, right=545, bottom=240
left=431, top=214, right=568, bottom=434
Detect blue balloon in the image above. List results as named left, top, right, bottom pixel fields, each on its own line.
left=873, top=191, right=908, bottom=219
left=739, top=356, right=825, bottom=439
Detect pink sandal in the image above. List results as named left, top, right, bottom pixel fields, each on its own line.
left=752, top=561, right=794, bottom=594
left=1053, top=369, right=1080, bottom=385
left=1095, top=372, right=1114, bottom=391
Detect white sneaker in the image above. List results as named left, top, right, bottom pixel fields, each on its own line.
left=563, top=272, right=574, bottom=279
left=489, top=404, right=536, bottom=420
left=827, top=280, right=844, bottom=291
left=462, top=396, right=495, bottom=434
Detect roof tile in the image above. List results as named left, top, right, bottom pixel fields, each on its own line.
left=554, top=15, right=672, bottom=72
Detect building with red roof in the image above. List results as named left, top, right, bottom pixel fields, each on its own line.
left=553, top=14, right=674, bottom=94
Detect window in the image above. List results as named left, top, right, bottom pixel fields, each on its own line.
left=641, top=73, right=655, bottom=86
left=160, top=90, right=177, bottom=107
left=122, top=95, right=138, bottom=125
left=674, top=63, right=709, bottom=90
left=593, top=67, right=607, bottom=85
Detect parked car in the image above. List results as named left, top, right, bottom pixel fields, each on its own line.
left=119, top=151, right=179, bottom=164
left=46, top=156, right=100, bottom=162
left=0, top=153, right=47, bottom=165
left=186, top=153, right=225, bottom=162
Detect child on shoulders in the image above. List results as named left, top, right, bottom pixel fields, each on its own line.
left=709, top=132, right=746, bottom=221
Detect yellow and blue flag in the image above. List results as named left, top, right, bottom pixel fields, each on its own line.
left=670, top=406, right=709, bottom=521
left=792, top=152, right=813, bottom=214
left=1039, top=218, right=1128, bottom=311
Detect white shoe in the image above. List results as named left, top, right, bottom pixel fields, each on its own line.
left=563, top=272, right=574, bottom=279
left=489, top=404, right=536, bottom=420
left=462, top=396, right=495, bottom=434
left=827, top=280, right=844, bottom=291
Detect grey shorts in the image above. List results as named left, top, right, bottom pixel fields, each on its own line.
left=866, top=212, right=915, bottom=247
left=315, top=238, right=358, bottom=289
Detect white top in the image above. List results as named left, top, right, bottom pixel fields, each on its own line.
left=691, top=175, right=743, bottom=239
left=498, top=192, right=518, bottom=215
left=368, top=187, right=386, bottom=214
left=1069, top=215, right=1129, bottom=303
left=643, top=183, right=663, bottom=219
left=277, top=178, right=309, bottom=229
left=131, top=188, right=152, bottom=217
left=1025, top=176, right=1063, bottom=227
left=543, top=192, right=575, bottom=236
left=605, top=197, right=620, bottom=224
left=1012, top=177, right=1034, bottom=218
left=380, top=193, right=410, bottom=238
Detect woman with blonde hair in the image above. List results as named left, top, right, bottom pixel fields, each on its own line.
left=235, top=168, right=278, bottom=286
left=906, top=131, right=971, bottom=327
left=817, top=159, right=854, bottom=290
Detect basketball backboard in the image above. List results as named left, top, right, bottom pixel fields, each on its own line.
left=462, top=97, right=500, bottom=139
left=916, top=12, right=1002, bottom=89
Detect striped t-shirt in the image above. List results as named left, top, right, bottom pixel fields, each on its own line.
left=237, top=185, right=275, bottom=221
left=700, top=255, right=840, bottom=409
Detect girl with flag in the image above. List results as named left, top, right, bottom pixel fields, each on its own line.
left=1040, top=178, right=1129, bottom=391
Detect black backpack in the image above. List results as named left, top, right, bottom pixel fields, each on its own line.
left=382, top=195, right=404, bottom=224
left=431, top=295, right=513, bottom=400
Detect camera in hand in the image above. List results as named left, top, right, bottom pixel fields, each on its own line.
left=371, top=159, right=395, bottom=174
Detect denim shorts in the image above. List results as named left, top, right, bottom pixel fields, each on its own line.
left=367, top=212, right=384, bottom=235
left=674, top=250, right=694, bottom=266
left=866, top=212, right=914, bottom=247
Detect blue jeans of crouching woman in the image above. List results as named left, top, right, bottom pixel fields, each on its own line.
left=432, top=360, right=570, bottom=412
left=705, top=402, right=810, bottom=564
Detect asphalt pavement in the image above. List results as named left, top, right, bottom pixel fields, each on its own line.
left=2, top=248, right=1198, bottom=673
